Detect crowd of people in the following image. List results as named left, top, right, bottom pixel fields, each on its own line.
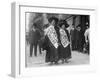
left=27, top=16, right=90, bottom=65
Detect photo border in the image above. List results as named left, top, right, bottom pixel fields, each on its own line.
left=11, top=2, right=96, bottom=78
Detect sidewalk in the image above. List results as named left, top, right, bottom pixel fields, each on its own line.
left=26, top=45, right=89, bottom=67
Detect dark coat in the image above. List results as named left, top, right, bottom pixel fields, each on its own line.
left=42, top=26, right=60, bottom=63
left=29, top=29, right=41, bottom=45
left=58, top=29, right=71, bottom=59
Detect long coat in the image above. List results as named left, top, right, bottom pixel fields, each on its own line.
left=29, top=29, right=42, bottom=56
left=58, top=29, right=71, bottom=60
left=42, top=26, right=60, bottom=63
left=29, top=29, right=41, bottom=45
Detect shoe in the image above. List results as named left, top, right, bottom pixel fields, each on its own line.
left=54, top=61, right=59, bottom=65
left=49, top=62, right=53, bottom=65
left=65, top=59, right=69, bottom=63
left=61, top=59, right=64, bottom=64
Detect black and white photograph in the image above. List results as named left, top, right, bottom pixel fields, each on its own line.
left=25, top=12, right=90, bottom=67
left=1, top=0, right=99, bottom=79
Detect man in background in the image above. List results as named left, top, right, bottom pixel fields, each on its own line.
left=84, top=24, right=89, bottom=54
left=29, top=23, right=41, bottom=57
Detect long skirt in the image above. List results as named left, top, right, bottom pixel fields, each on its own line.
left=58, top=44, right=71, bottom=60
left=42, top=36, right=58, bottom=63
left=45, top=45, right=58, bottom=63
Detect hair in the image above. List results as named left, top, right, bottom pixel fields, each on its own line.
left=58, top=20, right=69, bottom=28
left=48, top=16, right=59, bottom=25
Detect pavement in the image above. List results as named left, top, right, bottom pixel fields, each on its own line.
left=26, top=45, right=89, bottom=67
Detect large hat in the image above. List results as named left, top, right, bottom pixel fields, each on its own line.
left=48, top=16, right=59, bottom=24
left=58, top=20, right=69, bottom=28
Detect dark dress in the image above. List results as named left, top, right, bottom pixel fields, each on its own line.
left=74, top=28, right=81, bottom=51
left=42, top=26, right=59, bottom=63
left=59, top=29, right=71, bottom=60
left=70, top=29, right=76, bottom=50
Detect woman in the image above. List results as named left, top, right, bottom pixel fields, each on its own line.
left=58, top=20, right=71, bottom=63
left=43, top=17, right=60, bottom=65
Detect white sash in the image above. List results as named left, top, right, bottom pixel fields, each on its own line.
left=45, top=25, right=58, bottom=48
left=60, top=28, right=69, bottom=48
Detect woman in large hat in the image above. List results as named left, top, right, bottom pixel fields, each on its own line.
left=43, top=17, right=60, bottom=65
left=58, top=20, right=72, bottom=63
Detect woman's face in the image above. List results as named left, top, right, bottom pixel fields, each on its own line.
left=51, top=20, right=55, bottom=26
left=61, top=24, right=65, bottom=29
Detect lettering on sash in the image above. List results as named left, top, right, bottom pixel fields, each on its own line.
left=60, top=29, right=69, bottom=48
left=45, top=25, right=58, bottom=48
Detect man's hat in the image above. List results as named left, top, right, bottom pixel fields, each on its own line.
left=48, top=16, right=59, bottom=24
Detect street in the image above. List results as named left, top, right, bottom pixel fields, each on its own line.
left=26, top=45, right=89, bottom=67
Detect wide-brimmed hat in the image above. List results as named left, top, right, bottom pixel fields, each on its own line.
left=48, top=16, right=59, bottom=24
left=58, top=20, right=69, bottom=28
